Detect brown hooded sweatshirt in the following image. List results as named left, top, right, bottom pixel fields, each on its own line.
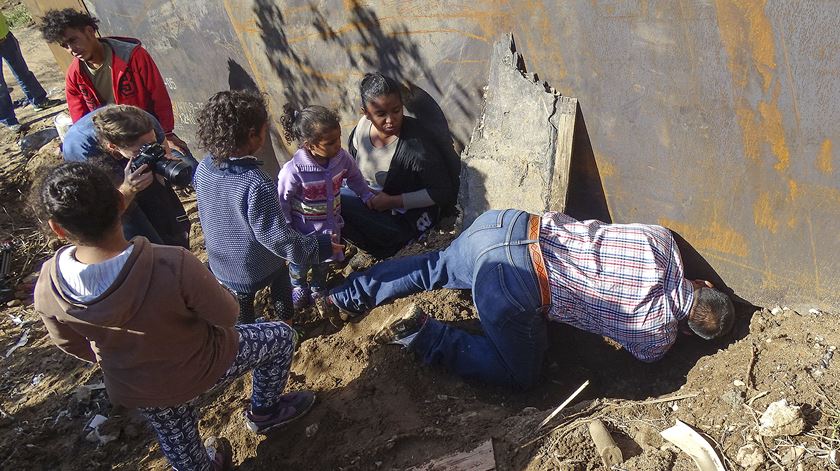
left=34, top=237, right=240, bottom=408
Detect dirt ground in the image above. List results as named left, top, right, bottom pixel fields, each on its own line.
left=2, top=12, right=840, bottom=471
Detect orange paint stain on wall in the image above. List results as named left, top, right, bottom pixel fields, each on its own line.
left=753, top=192, right=779, bottom=233
left=714, top=0, right=776, bottom=92
left=733, top=98, right=761, bottom=161
left=758, top=83, right=791, bottom=171
left=660, top=217, right=749, bottom=257
left=817, top=139, right=834, bottom=174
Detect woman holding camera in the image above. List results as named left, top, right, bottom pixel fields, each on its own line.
left=62, top=104, right=194, bottom=248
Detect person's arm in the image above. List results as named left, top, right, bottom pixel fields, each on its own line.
left=248, top=180, right=333, bottom=264
left=341, top=150, right=374, bottom=203
left=134, top=47, right=175, bottom=134
left=276, top=165, right=299, bottom=224
left=411, top=139, right=458, bottom=208
left=179, top=248, right=239, bottom=326
left=38, top=313, right=96, bottom=363
left=65, top=75, right=90, bottom=123
left=621, top=326, right=679, bottom=363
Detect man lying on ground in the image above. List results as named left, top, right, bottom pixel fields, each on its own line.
left=324, top=209, right=735, bottom=389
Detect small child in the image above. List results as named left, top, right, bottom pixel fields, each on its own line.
left=33, top=162, right=316, bottom=471
left=193, top=91, right=339, bottom=324
left=278, top=104, right=373, bottom=315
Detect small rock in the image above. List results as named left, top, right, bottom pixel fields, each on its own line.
left=830, top=449, right=838, bottom=465
left=74, top=385, right=92, bottom=403
left=758, top=399, right=805, bottom=437
left=374, top=461, right=382, bottom=467
left=733, top=379, right=746, bottom=387
left=808, top=308, right=821, bottom=315
left=771, top=306, right=783, bottom=315
left=6, top=299, right=22, bottom=307
left=721, top=389, right=744, bottom=408
left=521, top=407, right=538, bottom=414
left=305, top=423, right=318, bottom=438
left=736, top=443, right=765, bottom=471
left=781, top=445, right=805, bottom=465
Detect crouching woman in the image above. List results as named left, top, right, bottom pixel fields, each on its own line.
left=33, top=162, right=315, bottom=470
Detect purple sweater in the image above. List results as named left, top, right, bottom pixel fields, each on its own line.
left=278, top=148, right=373, bottom=259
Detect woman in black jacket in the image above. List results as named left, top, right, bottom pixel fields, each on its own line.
left=342, top=72, right=460, bottom=259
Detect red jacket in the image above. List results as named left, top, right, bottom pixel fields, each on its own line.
left=65, top=37, right=175, bottom=133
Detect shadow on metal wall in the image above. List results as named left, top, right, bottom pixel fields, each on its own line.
left=564, top=104, right=612, bottom=225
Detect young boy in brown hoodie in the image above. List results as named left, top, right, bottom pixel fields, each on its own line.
left=33, top=162, right=316, bottom=470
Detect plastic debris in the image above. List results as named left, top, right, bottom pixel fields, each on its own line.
left=660, top=420, right=725, bottom=471
left=5, top=329, right=30, bottom=358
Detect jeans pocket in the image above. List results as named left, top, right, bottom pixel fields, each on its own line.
left=475, top=262, right=534, bottom=330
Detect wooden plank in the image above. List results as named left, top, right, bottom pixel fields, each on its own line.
left=408, top=439, right=495, bottom=471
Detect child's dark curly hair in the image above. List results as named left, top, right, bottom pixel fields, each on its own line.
left=196, top=90, right=268, bottom=163
left=35, top=162, right=121, bottom=244
left=39, top=8, right=99, bottom=44
left=280, top=103, right=340, bottom=145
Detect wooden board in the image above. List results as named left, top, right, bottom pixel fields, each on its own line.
left=407, top=439, right=495, bottom=471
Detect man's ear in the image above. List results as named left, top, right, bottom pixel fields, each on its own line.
left=47, top=219, right=67, bottom=240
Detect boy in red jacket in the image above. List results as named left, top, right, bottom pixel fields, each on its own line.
left=39, top=9, right=189, bottom=153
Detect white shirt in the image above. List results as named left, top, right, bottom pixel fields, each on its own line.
left=57, top=244, right=135, bottom=303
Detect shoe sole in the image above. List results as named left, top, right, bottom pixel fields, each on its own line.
left=246, top=393, right=317, bottom=435
left=373, top=304, right=424, bottom=345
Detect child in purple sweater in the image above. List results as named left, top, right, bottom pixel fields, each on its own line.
left=278, top=104, right=373, bottom=318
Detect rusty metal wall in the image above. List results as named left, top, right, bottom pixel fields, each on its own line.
left=73, top=0, right=838, bottom=310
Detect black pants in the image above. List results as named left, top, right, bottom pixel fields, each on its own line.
left=231, top=268, right=294, bottom=324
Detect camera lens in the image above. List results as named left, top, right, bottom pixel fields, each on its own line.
left=157, top=159, right=193, bottom=187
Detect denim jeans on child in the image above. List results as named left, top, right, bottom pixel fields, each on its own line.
left=0, top=32, right=48, bottom=126
left=331, top=209, right=549, bottom=389
left=289, top=262, right=330, bottom=293
left=139, top=322, right=295, bottom=471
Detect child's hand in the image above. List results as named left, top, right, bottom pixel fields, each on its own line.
left=330, top=233, right=345, bottom=259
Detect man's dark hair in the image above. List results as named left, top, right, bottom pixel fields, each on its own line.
left=196, top=90, right=268, bottom=163
left=280, top=104, right=340, bottom=145
left=36, top=162, right=121, bottom=244
left=39, top=9, right=99, bottom=43
left=359, top=72, right=402, bottom=109
left=688, top=287, right=735, bottom=340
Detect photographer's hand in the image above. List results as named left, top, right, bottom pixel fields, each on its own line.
left=118, top=158, right=153, bottom=207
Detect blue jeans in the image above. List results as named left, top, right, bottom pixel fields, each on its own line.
left=0, top=32, right=48, bottom=126
left=331, top=209, right=548, bottom=389
left=289, top=262, right=330, bottom=293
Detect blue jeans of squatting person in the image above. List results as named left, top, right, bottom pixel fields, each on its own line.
left=0, top=31, right=48, bottom=126
left=139, top=322, right=295, bottom=471
left=331, top=209, right=549, bottom=389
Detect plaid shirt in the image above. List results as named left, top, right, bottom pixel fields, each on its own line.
left=538, top=213, right=695, bottom=362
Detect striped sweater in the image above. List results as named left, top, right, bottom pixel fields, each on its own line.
left=277, top=148, right=373, bottom=239
left=194, top=156, right=332, bottom=293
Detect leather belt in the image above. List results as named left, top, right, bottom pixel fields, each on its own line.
left=527, top=214, right=551, bottom=306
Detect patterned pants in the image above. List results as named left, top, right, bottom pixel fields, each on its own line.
left=139, top=322, right=296, bottom=471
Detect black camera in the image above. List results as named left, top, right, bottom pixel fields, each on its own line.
left=130, top=142, right=193, bottom=187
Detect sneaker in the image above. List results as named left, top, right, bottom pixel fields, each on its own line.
left=203, top=436, right=233, bottom=471
left=32, top=98, right=62, bottom=111
left=312, top=291, right=343, bottom=327
left=244, top=390, right=316, bottom=434
left=292, top=285, right=311, bottom=309
left=6, top=123, right=27, bottom=133
left=373, top=303, right=428, bottom=347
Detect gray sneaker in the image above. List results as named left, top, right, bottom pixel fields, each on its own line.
left=373, top=304, right=428, bottom=347
left=33, top=98, right=62, bottom=111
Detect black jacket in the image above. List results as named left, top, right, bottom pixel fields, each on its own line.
left=348, top=116, right=459, bottom=214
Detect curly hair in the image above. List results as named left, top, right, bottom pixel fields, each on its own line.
left=92, top=105, right=154, bottom=149
left=279, top=103, right=340, bottom=145
left=39, top=8, right=99, bottom=44
left=196, top=90, right=268, bottom=163
left=35, top=162, right=121, bottom=244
